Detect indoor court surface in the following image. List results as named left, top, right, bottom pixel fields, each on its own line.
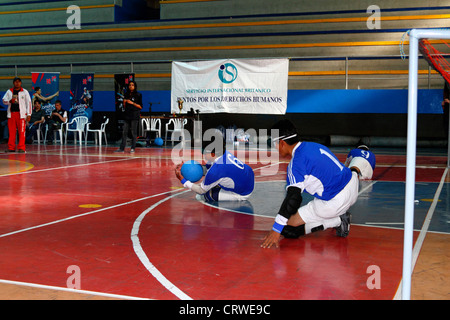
left=0, top=143, right=448, bottom=300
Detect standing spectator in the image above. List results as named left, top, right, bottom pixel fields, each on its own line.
left=115, top=80, right=142, bottom=153
left=2, top=77, right=32, bottom=153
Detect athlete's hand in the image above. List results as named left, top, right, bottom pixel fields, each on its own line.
left=175, top=163, right=184, bottom=181
left=261, top=230, right=281, bottom=249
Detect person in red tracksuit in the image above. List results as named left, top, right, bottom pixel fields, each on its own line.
left=2, top=77, right=32, bottom=153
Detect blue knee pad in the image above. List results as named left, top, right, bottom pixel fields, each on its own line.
left=204, top=187, right=221, bottom=202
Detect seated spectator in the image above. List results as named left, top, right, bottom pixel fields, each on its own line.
left=46, top=100, right=67, bottom=143
left=0, top=119, right=7, bottom=143
left=0, top=104, right=7, bottom=143
left=26, top=100, right=45, bottom=144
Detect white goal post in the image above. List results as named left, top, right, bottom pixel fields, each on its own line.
left=402, top=29, right=450, bottom=300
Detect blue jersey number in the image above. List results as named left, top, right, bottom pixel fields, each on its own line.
left=227, top=153, right=245, bottom=169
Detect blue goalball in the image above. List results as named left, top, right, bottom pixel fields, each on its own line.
left=154, top=137, right=164, bottom=146
left=181, top=160, right=203, bottom=183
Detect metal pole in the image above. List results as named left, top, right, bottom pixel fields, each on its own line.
left=403, top=30, right=419, bottom=300
left=345, top=57, right=349, bottom=89
left=402, top=28, right=450, bottom=300
left=447, top=105, right=450, bottom=168
left=428, top=65, right=431, bottom=89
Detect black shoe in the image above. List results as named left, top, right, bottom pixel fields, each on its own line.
left=336, top=212, right=351, bottom=237
left=6, top=149, right=15, bottom=153
left=114, top=149, right=124, bottom=153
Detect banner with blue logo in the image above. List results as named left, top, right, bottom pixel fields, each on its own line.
left=69, top=73, right=94, bottom=121
left=31, top=72, right=60, bottom=118
left=171, top=58, right=289, bottom=114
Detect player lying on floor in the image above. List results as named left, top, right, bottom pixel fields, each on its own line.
left=261, top=120, right=374, bottom=248
left=175, top=135, right=255, bottom=202
left=344, top=144, right=376, bottom=180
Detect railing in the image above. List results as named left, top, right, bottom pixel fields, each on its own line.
left=0, top=54, right=446, bottom=89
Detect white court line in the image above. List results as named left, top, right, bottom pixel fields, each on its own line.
left=0, top=278, right=149, bottom=300
left=201, top=180, right=377, bottom=219
left=359, top=180, right=377, bottom=195
left=131, top=171, right=443, bottom=301
left=0, top=188, right=185, bottom=239
left=365, top=222, right=404, bottom=225
left=253, top=161, right=284, bottom=170
left=131, top=190, right=192, bottom=301
left=0, top=186, right=187, bottom=299
left=129, top=163, right=287, bottom=301
left=0, top=157, right=137, bottom=177
left=393, top=167, right=448, bottom=300
left=132, top=177, right=378, bottom=300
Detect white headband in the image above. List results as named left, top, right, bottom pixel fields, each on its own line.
left=272, top=134, right=297, bottom=143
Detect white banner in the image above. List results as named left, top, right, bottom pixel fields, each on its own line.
left=171, top=58, right=289, bottom=114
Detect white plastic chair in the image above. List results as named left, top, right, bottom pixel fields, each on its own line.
left=140, top=118, right=149, bottom=137
left=165, top=118, right=187, bottom=145
left=65, top=116, right=88, bottom=145
left=86, top=118, right=109, bottom=146
left=143, top=118, right=161, bottom=142
left=44, top=119, right=67, bottom=145
left=27, top=122, right=45, bottom=144
left=35, top=122, right=45, bottom=144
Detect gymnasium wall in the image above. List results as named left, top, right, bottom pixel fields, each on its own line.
left=1, top=0, right=450, bottom=143
left=160, top=0, right=448, bottom=20
left=3, top=87, right=444, bottom=142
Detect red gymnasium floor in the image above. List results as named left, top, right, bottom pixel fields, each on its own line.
left=0, top=144, right=448, bottom=300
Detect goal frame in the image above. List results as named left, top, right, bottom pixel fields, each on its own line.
left=401, top=29, right=450, bottom=300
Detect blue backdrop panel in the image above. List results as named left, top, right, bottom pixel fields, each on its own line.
left=2, top=89, right=444, bottom=114
left=286, top=89, right=443, bottom=114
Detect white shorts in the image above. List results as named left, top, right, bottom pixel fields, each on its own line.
left=298, top=172, right=359, bottom=224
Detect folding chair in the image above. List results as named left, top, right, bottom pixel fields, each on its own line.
left=45, top=119, right=67, bottom=145
left=143, top=118, right=161, bottom=143
left=165, top=118, right=187, bottom=145
left=86, top=118, right=109, bottom=146
left=65, top=116, right=88, bottom=145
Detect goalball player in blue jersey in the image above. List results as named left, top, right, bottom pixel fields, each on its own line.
left=261, top=119, right=361, bottom=248
left=344, top=145, right=376, bottom=180
left=175, top=134, right=255, bottom=202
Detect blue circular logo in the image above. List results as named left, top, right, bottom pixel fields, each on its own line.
left=218, top=63, right=238, bottom=84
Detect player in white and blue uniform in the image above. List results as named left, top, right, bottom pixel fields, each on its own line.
left=262, top=119, right=360, bottom=248
left=199, top=150, right=254, bottom=201
left=287, top=142, right=352, bottom=201
left=175, top=135, right=254, bottom=202
left=344, top=145, right=376, bottom=180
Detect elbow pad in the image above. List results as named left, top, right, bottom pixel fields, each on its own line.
left=278, top=186, right=302, bottom=220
